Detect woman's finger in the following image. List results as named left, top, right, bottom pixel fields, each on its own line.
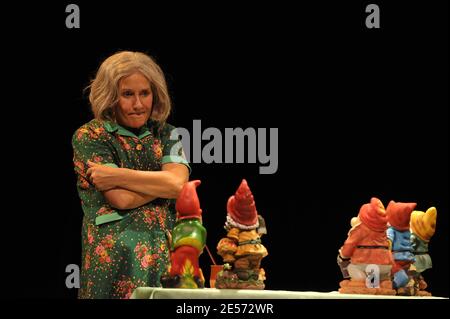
left=87, top=160, right=100, bottom=167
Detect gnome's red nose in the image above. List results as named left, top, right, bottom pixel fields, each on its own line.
left=176, top=180, right=202, bottom=220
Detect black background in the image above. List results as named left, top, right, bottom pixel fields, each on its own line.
left=2, top=1, right=448, bottom=300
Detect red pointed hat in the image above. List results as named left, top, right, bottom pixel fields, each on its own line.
left=227, top=179, right=258, bottom=227
left=358, top=197, right=388, bottom=232
left=386, top=200, right=416, bottom=231
left=176, top=180, right=202, bottom=220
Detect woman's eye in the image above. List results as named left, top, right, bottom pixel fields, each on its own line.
left=122, top=91, right=134, bottom=97
left=141, top=91, right=151, bottom=97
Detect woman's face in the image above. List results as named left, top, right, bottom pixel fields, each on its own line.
left=115, top=72, right=153, bottom=128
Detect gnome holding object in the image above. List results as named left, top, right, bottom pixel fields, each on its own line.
left=410, top=207, right=437, bottom=296
left=160, top=180, right=206, bottom=288
left=338, top=197, right=396, bottom=295
left=216, top=179, right=268, bottom=290
left=386, top=200, right=416, bottom=295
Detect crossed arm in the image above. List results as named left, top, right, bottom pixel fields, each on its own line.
left=86, top=161, right=189, bottom=210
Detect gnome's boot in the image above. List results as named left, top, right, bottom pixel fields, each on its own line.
left=416, top=289, right=432, bottom=297
left=418, top=277, right=428, bottom=290
left=380, top=280, right=393, bottom=289
left=160, top=274, right=181, bottom=288
left=376, top=280, right=397, bottom=295
left=338, top=280, right=366, bottom=294
left=339, top=279, right=396, bottom=295
left=396, top=278, right=415, bottom=296
left=416, top=276, right=432, bottom=296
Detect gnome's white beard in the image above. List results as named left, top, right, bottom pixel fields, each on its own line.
left=225, top=214, right=259, bottom=231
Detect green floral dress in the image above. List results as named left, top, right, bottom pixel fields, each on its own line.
left=72, top=119, right=190, bottom=299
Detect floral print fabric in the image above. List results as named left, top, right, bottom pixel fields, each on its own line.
left=72, top=119, right=189, bottom=298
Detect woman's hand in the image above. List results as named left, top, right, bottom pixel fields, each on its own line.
left=86, top=161, right=121, bottom=191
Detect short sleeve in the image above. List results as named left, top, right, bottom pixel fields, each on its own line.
left=159, top=123, right=191, bottom=174
left=72, top=124, right=118, bottom=190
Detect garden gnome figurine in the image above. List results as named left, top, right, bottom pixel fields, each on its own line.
left=160, top=180, right=206, bottom=288
left=338, top=197, right=396, bottom=295
left=410, top=206, right=437, bottom=296
left=216, top=179, right=268, bottom=289
left=386, top=200, right=416, bottom=295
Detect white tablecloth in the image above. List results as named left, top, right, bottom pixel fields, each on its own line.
left=131, top=287, right=446, bottom=299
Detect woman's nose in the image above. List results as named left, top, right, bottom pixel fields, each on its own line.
left=134, top=94, right=144, bottom=108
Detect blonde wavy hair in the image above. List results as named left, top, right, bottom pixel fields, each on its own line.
left=88, top=51, right=172, bottom=124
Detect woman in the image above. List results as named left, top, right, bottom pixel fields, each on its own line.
left=72, top=51, right=190, bottom=298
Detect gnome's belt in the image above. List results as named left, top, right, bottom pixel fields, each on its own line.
left=393, top=249, right=413, bottom=253
left=238, top=239, right=261, bottom=246
left=356, top=245, right=389, bottom=250
left=413, top=251, right=429, bottom=255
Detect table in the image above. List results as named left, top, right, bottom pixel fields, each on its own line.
left=131, top=287, right=446, bottom=299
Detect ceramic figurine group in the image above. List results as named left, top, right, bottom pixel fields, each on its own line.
left=161, top=179, right=268, bottom=290
left=337, top=197, right=437, bottom=296
left=160, top=181, right=437, bottom=296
